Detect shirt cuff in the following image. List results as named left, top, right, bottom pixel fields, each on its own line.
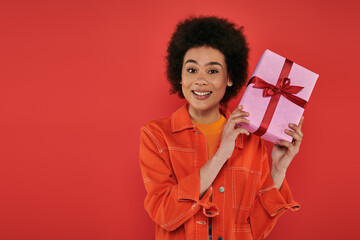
left=177, top=170, right=219, bottom=217
left=259, top=175, right=300, bottom=217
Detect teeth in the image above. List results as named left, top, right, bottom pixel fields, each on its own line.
left=193, top=91, right=211, bottom=96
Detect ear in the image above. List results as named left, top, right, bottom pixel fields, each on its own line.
left=227, top=77, right=233, bottom=87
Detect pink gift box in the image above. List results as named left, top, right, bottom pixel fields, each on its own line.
left=238, top=49, right=319, bottom=143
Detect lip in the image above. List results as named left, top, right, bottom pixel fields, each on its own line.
left=192, top=89, right=213, bottom=93
left=191, top=90, right=212, bottom=100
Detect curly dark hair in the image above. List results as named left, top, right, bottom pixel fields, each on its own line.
left=166, top=16, right=249, bottom=105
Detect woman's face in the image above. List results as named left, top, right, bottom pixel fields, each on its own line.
left=181, top=46, right=232, bottom=115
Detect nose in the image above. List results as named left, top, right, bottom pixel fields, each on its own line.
left=194, top=72, right=208, bottom=86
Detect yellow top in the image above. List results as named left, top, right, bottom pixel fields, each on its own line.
left=192, top=115, right=226, bottom=159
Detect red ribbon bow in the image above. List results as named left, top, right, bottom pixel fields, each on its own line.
left=250, top=76, right=307, bottom=108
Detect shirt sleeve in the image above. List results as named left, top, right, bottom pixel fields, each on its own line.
left=139, top=126, right=219, bottom=232
left=249, top=142, right=300, bottom=240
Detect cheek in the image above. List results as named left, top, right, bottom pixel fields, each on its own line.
left=180, top=78, right=190, bottom=96
left=214, top=77, right=229, bottom=91
left=216, top=86, right=227, bottom=99
left=181, top=75, right=192, bottom=89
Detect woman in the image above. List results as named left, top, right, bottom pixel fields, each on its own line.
left=139, top=16, right=302, bottom=240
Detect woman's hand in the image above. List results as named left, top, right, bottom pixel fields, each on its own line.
left=216, top=105, right=250, bottom=160
left=199, top=105, right=250, bottom=197
left=271, top=116, right=304, bottom=186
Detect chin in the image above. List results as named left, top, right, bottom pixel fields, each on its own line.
left=189, top=101, right=219, bottom=111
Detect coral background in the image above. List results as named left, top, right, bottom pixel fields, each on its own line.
left=1, top=0, right=359, bottom=239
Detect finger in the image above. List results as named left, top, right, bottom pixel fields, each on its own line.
left=230, top=115, right=250, bottom=124
left=234, top=127, right=250, bottom=136
left=288, top=116, right=304, bottom=136
left=288, top=123, right=303, bottom=138
left=230, top=109, right=250, bottom=119
left=231, top=105, right=250, bottom=116
left=230, top=105, right=243, bottom=115
left=299, top=116, right=304, bottom=129
left=229, top=114, right=250, bottom=125
left=284, top=131, right=302, bottom=149
left=289, top=116, right=304, bottom=130
left=238, top=105, right=250, bottom=116
left=284, top=129, right=302, bottom=142
left=276, top=140, right=293, bottom=149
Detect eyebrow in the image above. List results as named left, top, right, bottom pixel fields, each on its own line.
left=184, top=59, right=223, bottom=68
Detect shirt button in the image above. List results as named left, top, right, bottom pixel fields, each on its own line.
left=219, top=187, right=225, bottom=193
left=218, top=237, right=223, bottom=240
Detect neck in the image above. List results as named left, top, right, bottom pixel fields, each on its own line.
left=188, top=104, right=222, bottom=124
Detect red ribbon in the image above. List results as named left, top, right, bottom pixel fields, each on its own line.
left=249, top=59, right=307, bottom=137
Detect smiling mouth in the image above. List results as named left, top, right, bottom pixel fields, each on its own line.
left=192, top=91, right=212, bottom=96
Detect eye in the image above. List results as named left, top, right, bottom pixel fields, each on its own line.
left=208, top=69, right=219, bottom=74
left=187, top=68, right=197, bottom=73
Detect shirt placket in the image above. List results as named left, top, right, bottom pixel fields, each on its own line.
left=210, top=141, right=226, bottom=240
left=193, top=128, right=212, bottom=240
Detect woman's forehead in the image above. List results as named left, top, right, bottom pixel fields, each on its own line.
left=183, top=46, right=226, bottom=65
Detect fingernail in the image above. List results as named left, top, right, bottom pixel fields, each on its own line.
left=289, top=123, right=294, bottom=127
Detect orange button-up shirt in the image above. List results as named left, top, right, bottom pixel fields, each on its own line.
left=139, top=104, right=300, bottom=239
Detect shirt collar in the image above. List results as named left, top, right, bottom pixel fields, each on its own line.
left=171, top=103, right=244, bottom=149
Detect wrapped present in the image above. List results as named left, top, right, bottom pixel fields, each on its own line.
left=238, top=49, right=318, bottom=143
